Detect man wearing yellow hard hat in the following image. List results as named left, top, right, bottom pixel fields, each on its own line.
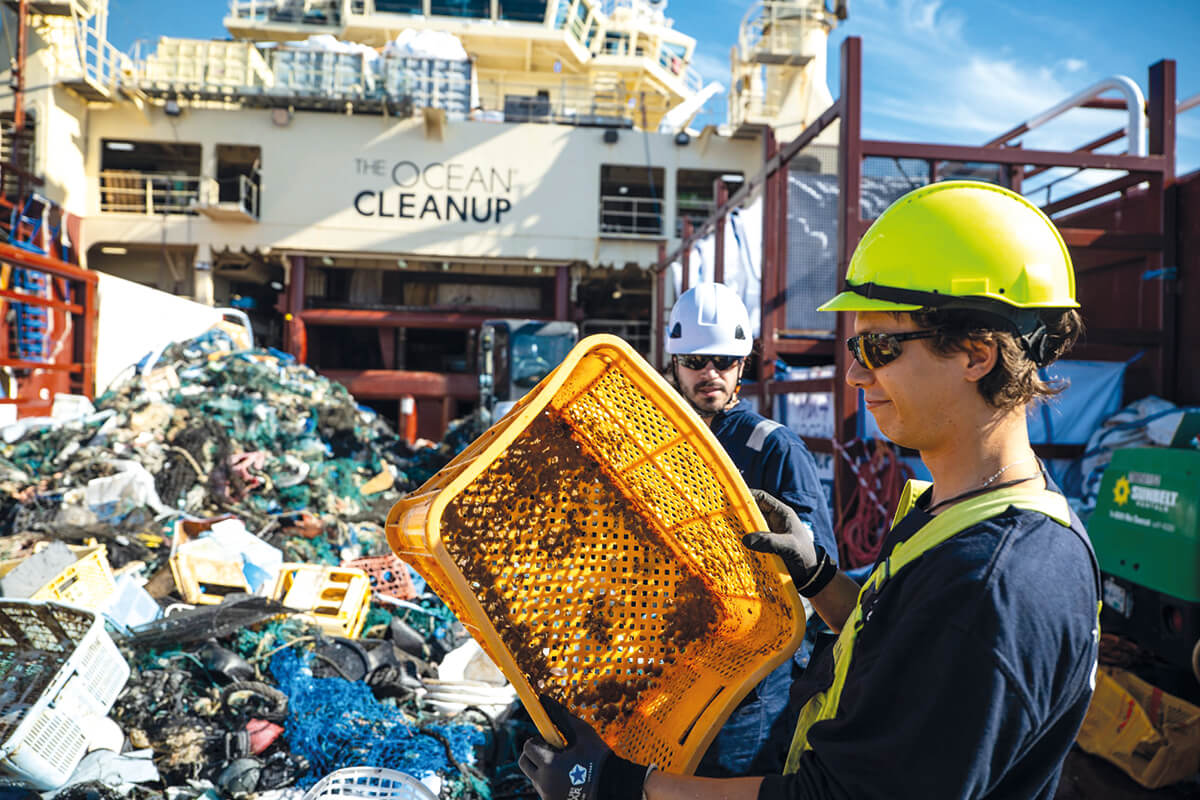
left=519, top=181, right=1102, bottom=800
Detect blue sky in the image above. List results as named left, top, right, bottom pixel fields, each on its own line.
left=107, top=0, right=1199, bottom=177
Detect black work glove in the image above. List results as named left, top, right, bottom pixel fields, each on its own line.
left=519, top=696, right=647, bottom=800
left=743, top=489, right=837, bottom=597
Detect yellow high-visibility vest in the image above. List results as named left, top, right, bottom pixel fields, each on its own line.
left=784, top=480, right=1078, bottom=772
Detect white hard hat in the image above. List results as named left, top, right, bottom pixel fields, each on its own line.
left=666, top=282, right=753, bottom=357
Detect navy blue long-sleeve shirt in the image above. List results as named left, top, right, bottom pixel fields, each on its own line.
left=709, top=401, right=837, bottom=563
left=759, top=492, right=1101, bottom=800
left=697, top=400, right=838, bottom=777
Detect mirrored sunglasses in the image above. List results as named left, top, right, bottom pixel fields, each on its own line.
left=675, top=354, right=744, bottom=371
left=846, top=330, right=939, bottom=370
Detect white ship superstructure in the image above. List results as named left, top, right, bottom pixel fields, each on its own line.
left=0, top=0, right=841, bottom=435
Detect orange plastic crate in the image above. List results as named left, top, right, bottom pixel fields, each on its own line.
left=385, top=335, right=805, bottom=774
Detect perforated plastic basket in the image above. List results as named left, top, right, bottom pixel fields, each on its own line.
left=344, top=553, right=418, bottom=601
left=302, top=766, right=438, bottom=800
left=272, top=564, right=371, bottom=639
left=385, top=334, right=805, bottom=774
left=0, top=543, right=117, bottom=612
left=0, top=600, right=131, bottom=789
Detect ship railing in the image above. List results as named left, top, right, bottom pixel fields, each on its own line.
left=739, top=0, right=827, bottom=62
left=476, top=77, right=670, bottom=126
left=98, top=171, right=201, bottom=215
left=654, top=48, right=704, bottom=93
left=599, top=0, right=667, bottom=19
left=730, top=85, right=784, bottom=130
left=598, top=195, right=664, bottom=236
left=199, top=175, right=261, bottom=219
left=71, top=9, right=134, bottom=93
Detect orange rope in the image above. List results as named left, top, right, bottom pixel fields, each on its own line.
left=832, top=438, right=914, bottom=569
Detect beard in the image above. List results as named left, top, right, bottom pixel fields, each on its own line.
left=686, top=380, right=732, bottom=415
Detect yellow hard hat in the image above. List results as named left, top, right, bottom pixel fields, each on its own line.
left=817, top=181, right=1078, bottom=314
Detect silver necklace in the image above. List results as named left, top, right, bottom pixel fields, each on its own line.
left=926, top=456, right=1041, bottom=514
left=981, top=456, right=1039, bottom=487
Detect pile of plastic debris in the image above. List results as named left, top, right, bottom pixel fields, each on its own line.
left=0, top=327, right=486, bottom=549
left=0, top=326, right=536, bottom=800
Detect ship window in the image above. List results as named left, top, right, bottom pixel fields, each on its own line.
left=675, top=170, right=740, bottom=237
left=600, top=164, right=664, bottom=236
left=375, top=0, right=423, bottom=12
left=0, top=112, right=35, bottom=198
left=566, top=0, right=591, bottom=40
left=553, top=0, right=571, bottom=28
left=499, top=0, right=546, bottom=22
left=215, top=144, right=261, bottom=218
left=430, top=0, right=489, bottom=18
left=603, top=32, right=629, bottom=55
left=99, top=139, right=201, bottom=215
left=660, top=42, right=687, bottom=75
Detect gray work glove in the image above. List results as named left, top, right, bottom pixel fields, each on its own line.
left=519, top=696, right=645, bottom=800
left=743, top=489, right=837, bottom=598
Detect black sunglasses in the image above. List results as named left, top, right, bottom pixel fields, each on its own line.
left=846, top=330, right=939, bottom=370
left=675, top=354, right=744, bottom=371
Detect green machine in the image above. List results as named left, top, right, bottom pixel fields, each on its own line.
left=1089, top=447, right=1200, bottom=678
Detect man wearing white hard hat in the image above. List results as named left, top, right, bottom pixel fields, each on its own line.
left=665, top=281, right=836, bottom=777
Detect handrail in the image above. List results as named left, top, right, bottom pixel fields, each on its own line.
left=738, top=0, right=827, bottom=61
left=71, top=6, right=133, bottom=93
left=198, top=174, right=260, bottom=218
left=237, top=174, right=260, bottom=218
left=98, top=171, right=201, bottom=215
left=599, top=194, right=664, bottom=236
left=985, top=75, right=1146, bottom=156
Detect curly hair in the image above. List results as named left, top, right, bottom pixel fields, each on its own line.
left=907, top=307, right=1084, bottom=412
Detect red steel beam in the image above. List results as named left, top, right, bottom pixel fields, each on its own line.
left=300, top=308, right=550, bottom=328
left=768, top=378, right=837, bottom=395
left=1148, top=59, right=1177, bottom=400
left=554, top=265, right=569, bottom=319
left=0, top=242, right=97, bottom=283
left=655, top=242, right=666, bottom=369
left=1057, top=228, right=1163, bottom=251
left=1082, top=97, right=1136, bottom=111
left=774, top=338, right=836, bottom=356
left=680, top=218, right=693, bottom=291
left=713, top=178, right=727, bottom=284
left=984, top=97, right=1137, bottom=150
left=80, top=278, right=96, bottom=395
left=0, top=288, right=83, bottom=314
left=320, top=369, right=478, bottom=400
left=285, top=255, right=306, bottom=361
left=759, top=128, right=779, bottom=410
left=861, top=140, right=1166, bottom=172
left=1041, top=173, right=1149, bottom=216
left=0, top=359, right=81, bottom=372
left=1024, top=129, right=1125, bottom=181
left=830, top=36, right=864, bottom=530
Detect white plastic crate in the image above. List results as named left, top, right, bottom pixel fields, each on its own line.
left=302, top=767, right=438, bottom=800
left=0, top=600, right=130, bottom=790
left=381, top=56, right=471, bottom=113
left=271, top=48, right=375, bottom=97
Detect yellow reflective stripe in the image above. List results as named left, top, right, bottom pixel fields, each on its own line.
left=783, top=482, right=1071, bottom=772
